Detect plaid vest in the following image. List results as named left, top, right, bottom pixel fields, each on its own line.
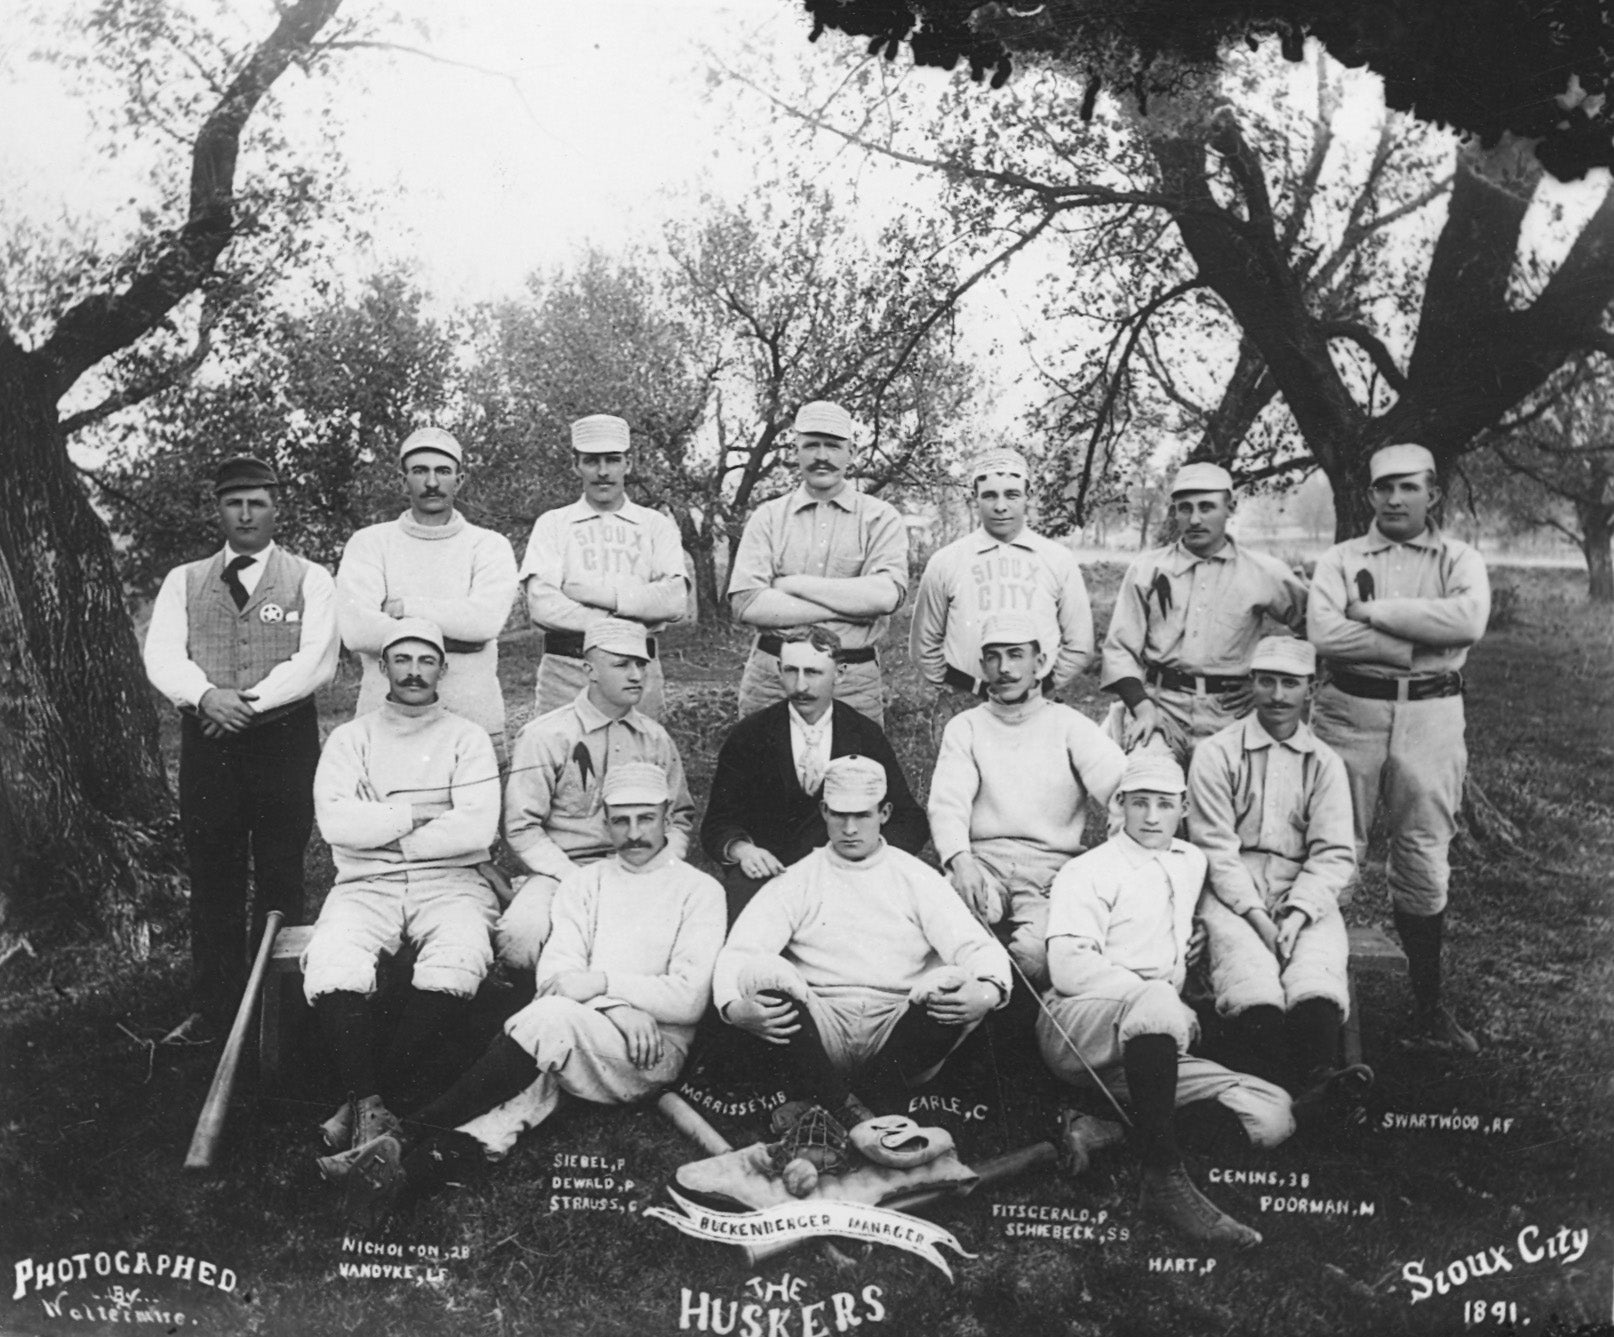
left=184, top=546, right=313, bottom=722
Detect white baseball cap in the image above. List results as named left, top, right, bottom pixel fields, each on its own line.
left=1170, top=461, right=1234, bottom=496
left=381, top=617, right=446, bottom=656
left=398, top=427, right=464, bottom=465
left=602, top=761, right=670, bottom=806
left=794, top=401, right=855, bottom=441
left=822, top=755, right=887, bottom=809
left=584, top=618, right=652, bottom=660
left=1369, top=443, right=1437, bottom=482
left=572, top=415, right=631, bottom=454
left=1249, top=636, right=1316, bottom=676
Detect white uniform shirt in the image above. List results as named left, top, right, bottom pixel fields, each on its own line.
left=520, top=497, right=689, bottom=632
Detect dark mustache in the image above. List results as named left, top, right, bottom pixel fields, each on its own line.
left=399, top=677, right=428, bottom=688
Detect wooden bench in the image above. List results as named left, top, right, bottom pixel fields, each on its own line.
left=1344, top=923, right=1407, bottom=1072
left=260, top=925, right=314, bottom=1083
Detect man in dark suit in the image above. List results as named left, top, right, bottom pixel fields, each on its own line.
left=701, top=627, right=927, bottom=924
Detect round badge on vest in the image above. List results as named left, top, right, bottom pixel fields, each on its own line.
left=259, top=603, right=285, bottom=623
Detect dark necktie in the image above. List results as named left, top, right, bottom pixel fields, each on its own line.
left=223, top=554, right=256, bottom=610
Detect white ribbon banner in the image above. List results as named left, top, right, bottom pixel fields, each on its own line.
left=645, top=1188, right=976, bottom=1279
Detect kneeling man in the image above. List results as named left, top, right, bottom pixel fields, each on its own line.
left=330, top=762, right=725, bottom=1221
left=928, top=612, right=1125, bottom=988
left=1188, top=636, right=1357, bottom=1101
left=1038, top=753, right=1292, bottom=1248
left=304, top=618, right=501, bottom=1156
left=714, top=756, right=1012, bottom=1126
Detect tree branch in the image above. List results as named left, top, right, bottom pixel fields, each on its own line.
left=60, top=297, right=222, bottom=436
left=35, top=0, right=345, bottom=401
left=1319, top=319, right=1409, bottom=393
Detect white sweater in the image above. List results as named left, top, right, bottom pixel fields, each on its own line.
left=336, top=511, right=519, bottom=736
left=315, top=700, right=500, bottom=885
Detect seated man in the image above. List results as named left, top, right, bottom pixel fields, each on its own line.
left=1038, top=753, right=1293, bottom=1249
left=303, top=618, right=501, bottom=1156
left=1187, top=637, right=1358, bottom=1103
left=325, top=762, right=725, bottom=1224
left=700, top=626, right=928, bottom=925
left=928, top=612, right=1125, bottom=988
left=714, top=756, right=1012, bottom=1126
left=496, top=618, right=694, bottom=971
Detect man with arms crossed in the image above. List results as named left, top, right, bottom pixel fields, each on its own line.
left=519, top=414, right=689, bottom=718
left=1188, top=636, right=1358, bottom=1102
left=701, top=626, right=928, bottom=925
left=495, top=619, right=695, bottom=971
left=715, top=756, right=1011, bottom=1125
left=1102, top=462, right=1307, bottom=762
left=1038, top=754, right=1293, bottom=1248
left=143, top=454, right=338, bottom=1035
left=1308, top=443, right=1490, bottom=1054
left=727, top=401, right=908, bottom=725
left=304, top=619, right=501, bottom=1160
left=911, top=447, right=1093, bottom=728
left=336, top=426, right=518, bottom=759
left=327, top=762, right=725, bottom=1225
left=928, top=612, right=1125, bottom=989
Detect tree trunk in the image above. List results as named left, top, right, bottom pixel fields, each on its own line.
left=1578, top=498, right=1614, bottom=603
left=691, top=539, right=722, bottom=623
left=0, top=346, right=177, bottom=939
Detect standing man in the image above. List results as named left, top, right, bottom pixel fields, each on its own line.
left=911, top=447, right=1093, bottom=726
left=495, top=619, right=695, bottom=972
left=1309, top=444, right=1490, bottom=1054
left=928, top=612, right=1125, bottom=988
left=1102, top=462, right=1307, bottom=763
left=701, top=627, right=928, bottom=925
left=143, top=455, right=338, bottom=1034
left=337, top=426, right=519, bottom=760
left=519, top=414, right=689, bottom=719
left=1188, top=637, right=1357, bottom=1100
left=304, top=618, right=503, bottom=1157
left=727, top=401, right=909, bottom=726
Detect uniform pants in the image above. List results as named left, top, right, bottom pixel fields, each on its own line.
left=1037, top=977, right=1293, bottom=1148
left=1312, top=687, right=1465, bottom=915
left=736, top=648, right=885, bottom=727
left=1199, top=895, right=1350, bottom=1018
left=535, top=652, right=666, bottom=721
left=970, top=841, right=1073, bottom=990
left=495, top=872, right=562, bottom=972
left=457, top=999, right=689, bottom=1155
left=178, top=701, right=318, bottom=1022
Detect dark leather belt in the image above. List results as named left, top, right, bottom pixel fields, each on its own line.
left=1328, top=668, right=1463, bottom=701
left=442, top=637, right=486, bottom=655
left=944, top=665, right=1055, bottom=698
left=544, top=628, right=657, bottom=660
left=756, top=634, right=876, bottom=665
left=1146, top=665, right=1246, bottom=694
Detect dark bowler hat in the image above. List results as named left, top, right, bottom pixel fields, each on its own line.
left=213, top=455, right=280, bottom=495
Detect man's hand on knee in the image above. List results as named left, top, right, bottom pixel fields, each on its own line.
left=606, top=1006, right=663, bottom=1069
left=1274, top=910, right=1306, bottom=965
left=1243, top=906, right=1281, bottom=958
left=722, top=994, right=801, bottom=1045
left=923, top=978, right=1000, bottom=1027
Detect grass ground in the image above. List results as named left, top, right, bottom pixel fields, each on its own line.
left=2, top=564, right=1611, bottom=1337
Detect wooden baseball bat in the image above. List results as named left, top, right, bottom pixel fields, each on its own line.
left=184, top=909, right=285, bottom=1171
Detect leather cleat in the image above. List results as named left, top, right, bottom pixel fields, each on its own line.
left=353, top=1095, right=403, bottom=1146
left=1139, top=1161, right=1263, bottom=1248
left=1402, top=1002, right=1480, bottom=1056
left=1293, top=1064, right=1374, bottom=1113
left=320, top=1102, right=354, bottom=1150
left=1059, top=1110, right=1126, bottom=1176
left=341, top=1135, right=405, bottom=1229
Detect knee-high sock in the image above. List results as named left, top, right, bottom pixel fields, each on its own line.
left=315, top=991, right=379, bottom=1101
left=861, top=1003, right=961, bottom=1112
left=1394, top=909, right=1444, bottom=1008
left=384, top=988, right=469, bottom=1102
left=1286, top=998, right=1343, bottom=1081
left=405, top=1035, right=540, bottom=1142
left=1122, top=1033, right=1180, bottom=1169
left=1229, top=1004, right=1285, bottom=1085
left=755, top=989, right=850, bottom=1111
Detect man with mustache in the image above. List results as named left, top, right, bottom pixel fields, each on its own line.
left=727, top=401, right=909, bottom=726
left=1188, top=637, right=1358, bottom=1104
left=928, top=612, right=1126, bottom=989
left=495, top=618, right=695, bottom=972
left=519, top=414, right=689, bottom=719
left=336, top=427, right=519, bottom=761
left=1308, top=444, right=1490, bottom=1054
left=911, top=447, right=1094, bottom=736
left=701, top=626, right=928, bottom=926
left=302, top=619, right=502, bottom=1160
left=1101, top=462, right=1307, bottom=764
left=143, top=454, right=339, bottom=1036
left=324, top=761, right=725, bottom=1225
left=715, top=756, right=1012, bottom=1124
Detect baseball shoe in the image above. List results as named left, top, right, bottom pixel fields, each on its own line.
left=354, top=1095, right=403, bottom=1146
left=1293, top=1064, right=1375, bottom=1113
left=1059, top=1110, right=1126, bottom=1176
left=320, top=1102, right=354, bottom=1150
left=1402, top=1002, right=1480, bottom=1056
left=1139, top=1162, right=1263, bottom=1249
left=341, top=1135, right=404, bottom=1229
